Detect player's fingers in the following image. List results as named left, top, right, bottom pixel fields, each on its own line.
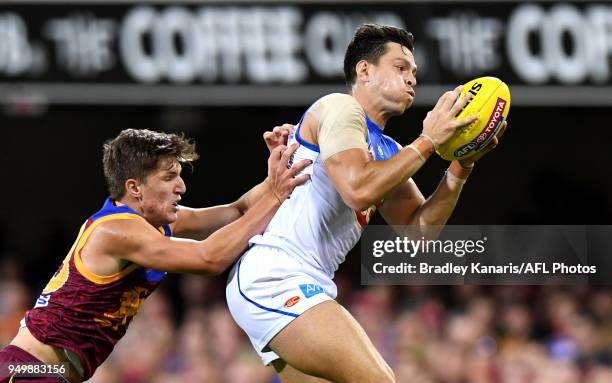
left=452, top=114, right=477, bottom=128
left=496, top=121, right=508, bottom=139
left=263, top=131, right=273, bottom=142
left=291, top=174, right=311, bottom=186
left=271, top=144, right=287, bottom=160
left=280, top=123, right=296, bottom=134
left=287, top=159, right=312, bottom=177
left=442, top=85, right=463, bottom=110
left=272, top=126, right=285, bottom=137
left=478, top=137, right=498, bottom=157
left=280, top=143, right=299, bottom=168
left=433, top=89, right=453, bottom=110
left=268, top=145, right=285, bottom=175
left=490, top=136, right=499, bottom=148
left=450, top=92, right=473, bottom=117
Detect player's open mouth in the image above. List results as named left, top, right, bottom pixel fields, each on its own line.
left=407, top=89, right=415, bottom=98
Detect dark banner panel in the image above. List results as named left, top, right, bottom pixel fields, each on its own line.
left=0, top=1, right=611, bottom=105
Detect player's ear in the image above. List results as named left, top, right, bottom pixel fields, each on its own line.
left=356, top=60, right=370, bottom=83
left=125, top=178, right=142, bottom=199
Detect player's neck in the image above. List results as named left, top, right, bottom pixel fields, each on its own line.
left=351, top=89, right=390, bottom=128
left=115, top=197, right=143, bottom=216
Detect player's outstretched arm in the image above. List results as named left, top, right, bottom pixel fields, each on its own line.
left=380, top=121, right=507, bottom=238
left=111, top=144, right=310, bottom=275
left=324, top=88, right=475, bottom=212
left=172, top=140, right=310, bottom=240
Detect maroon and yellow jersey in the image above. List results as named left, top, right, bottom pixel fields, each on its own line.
left=25, top=198, right=170, bottom=380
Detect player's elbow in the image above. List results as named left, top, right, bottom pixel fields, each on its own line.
left=197, top=250, right=227, bottom=276
left=199, top=238, right=242, bottom=275
left=344, top=179, right=383, bottom=211
left=343, top=188, right=376, bottom=212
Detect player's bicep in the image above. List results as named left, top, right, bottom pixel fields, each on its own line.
left=324, top=148, right=372, bottom=210
left=379, top=178, right=426, bottom=226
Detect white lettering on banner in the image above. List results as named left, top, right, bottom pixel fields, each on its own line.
left=0, top=13, right=45, bottom=75
left=507, top=4, right=612, bottom=84
left=120, top=6, right=158, bottom=82
left=45, top=13, right=116, bottom=76
left=119, top=6, right=403, bottom=83
left=120, top=6, right=307, bottom=83
left=427, top=12, right=503, bottom=75
left=305, top=12, right=404, bottom=78
left=304, top=12, right=348, bottom=77
left=1, top=3, right=611, bottom=92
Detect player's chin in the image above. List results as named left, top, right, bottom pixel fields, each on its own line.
left=391, top=100, right=411, bottom=115
left=402, top=93, right=414, bottom=108
left=403, top=98, right=414, bottom=110
left=165, top=213, right=178, bottom=225
left=166, top=208, right=179, bottom=223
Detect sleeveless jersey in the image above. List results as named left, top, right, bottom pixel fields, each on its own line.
left=25, top=198, right=170, bottom=381
left=249, top=95, right=401, bottom=278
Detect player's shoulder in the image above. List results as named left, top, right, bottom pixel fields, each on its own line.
left=315, top=93, right=360, bottom=107
left=89, top=216, right=159, bottom=251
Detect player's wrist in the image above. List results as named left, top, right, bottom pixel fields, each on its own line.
left=272, top=191, right=283, bottom=205
left=406, top=142, right=432, bottom=165
left=457, top=159, right=475, bottom=169
left=406, top=135, right=436, bottom=164
left=448, top=160, right=473, bottom=182
left=418, top=133, right=439, bottom=151
left=266, top=184, right=284, bottom=205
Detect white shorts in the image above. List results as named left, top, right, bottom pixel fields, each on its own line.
left=226, top=244, right=335, bottom=365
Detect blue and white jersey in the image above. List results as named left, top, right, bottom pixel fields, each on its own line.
left=248, top=93, right=401, bottom=279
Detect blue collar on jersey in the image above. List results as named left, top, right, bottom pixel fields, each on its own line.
left=365, top=116, right=400, bottom=161
left=91, top=198, right=172, bottom=237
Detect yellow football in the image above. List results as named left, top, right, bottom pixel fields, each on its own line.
left=436, top=76, right=511, bottom=161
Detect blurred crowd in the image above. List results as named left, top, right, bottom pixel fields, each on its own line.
left=1, top=255, right=611, bottom=383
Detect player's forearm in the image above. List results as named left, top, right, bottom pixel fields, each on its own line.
left=348, top=138, right=434, bottom=210
left=230, top=180, right=271, bottom=215
left=408, top=162, right=473, bottom=235
left=173, top=180, right=270, bottom=240
left=196, top=194, right=280, bottom=274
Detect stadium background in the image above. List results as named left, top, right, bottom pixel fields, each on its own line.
left=0, top=1, right=611, bottom=382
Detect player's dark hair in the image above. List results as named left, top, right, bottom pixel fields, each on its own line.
left=102, top=129, right=199, bottom=199
left=344, top=24, right=414, bottom=88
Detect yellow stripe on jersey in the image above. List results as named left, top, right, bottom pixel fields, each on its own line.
left=73, top=213, right=145, bottom=285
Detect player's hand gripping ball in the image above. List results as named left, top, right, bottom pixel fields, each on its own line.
left=436, top=76, right=511, bottom=161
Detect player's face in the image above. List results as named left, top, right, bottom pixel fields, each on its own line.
left=139, top=158, right=186, bottom=225
left=368, top=42, right=417, bottom=114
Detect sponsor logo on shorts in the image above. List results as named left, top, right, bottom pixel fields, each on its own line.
left=284, top=296, right=301, bottom=308
left=299, top=284, right=324, bottom=298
